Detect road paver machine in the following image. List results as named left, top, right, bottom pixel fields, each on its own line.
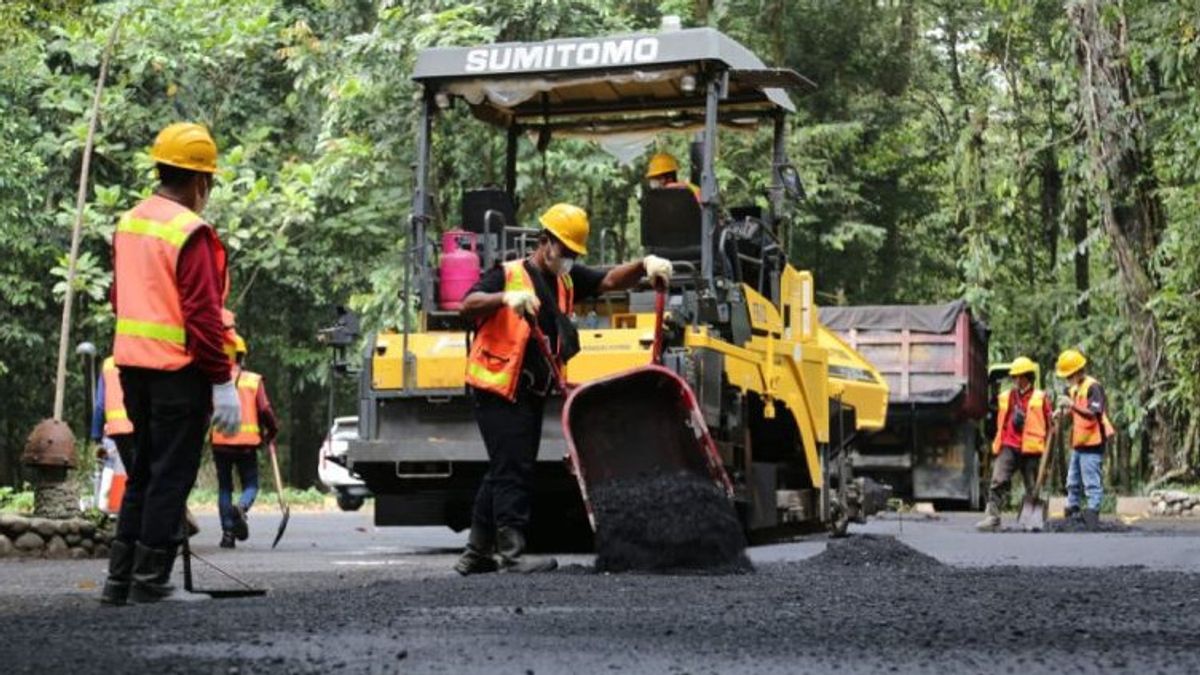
left=348, top=26, right=891, bottom=541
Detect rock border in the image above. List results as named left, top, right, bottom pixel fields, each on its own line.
left=0, top=514, right=111, bottom=559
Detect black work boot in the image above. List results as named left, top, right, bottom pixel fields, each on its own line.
left=1082, top=509, right=1101, bottom=530
left=129, top=543, right=202, bottom=603
left=220, top=531, right=236, bottom=549
left=100, top=539, right=136, bottom=606
left=1064, top=505, right=1081, bottom=520
left=496, top=526, right=557, bottom=574
left=454, top=523, right=498, bottom=576
left=232, top=505, right=249, bottom=541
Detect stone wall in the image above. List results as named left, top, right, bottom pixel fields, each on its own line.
left=0, top=513, right=112, bottom=558
left=1149, top=490, right=1200, bottom=517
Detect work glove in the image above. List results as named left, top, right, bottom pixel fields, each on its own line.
left=1056, top=394, right=1074, bottom=411
left=644, top=254, right=673, bottom=285
left=211, top=380, right=242, bottom=435
left=502, top=290, right=540, bottom=317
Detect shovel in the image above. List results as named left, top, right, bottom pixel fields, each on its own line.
left=267, top=440, right=290, bottom=548
left=1017, top=428, right=1057, bottom=531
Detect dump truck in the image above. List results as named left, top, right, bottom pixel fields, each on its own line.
left=821, top=301, right=989, bottom=507
left=347, top=26, right=891, bottom=541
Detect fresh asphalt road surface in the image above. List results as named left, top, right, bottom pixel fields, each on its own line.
left=2, top=510, right=1200, bottom=673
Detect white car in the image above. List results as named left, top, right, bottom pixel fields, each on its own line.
left=317, top=416, right=371, bottom=511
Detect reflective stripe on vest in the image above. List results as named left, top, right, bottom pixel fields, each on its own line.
left=112, top=195, right=227, bottom=371
left=992, top=388, right=1049, bottom=455
left=211, top=369, right=263, bottom=446
left=101, top=356, right=134, bottom=437
left=465, top=260, right=574, bottom=402
left=1070, top=376, right=1116, bottom=448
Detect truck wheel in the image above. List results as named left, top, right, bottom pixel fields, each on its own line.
left=337, top=492, right=365, bottom=512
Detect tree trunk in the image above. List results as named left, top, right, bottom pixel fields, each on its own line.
left=1070, top=0, right=1179, bottom=476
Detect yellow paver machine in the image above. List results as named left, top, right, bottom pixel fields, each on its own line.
left=347, top=26, right=890, bottom=542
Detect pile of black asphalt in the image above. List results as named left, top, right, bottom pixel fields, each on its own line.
left=589, top=471, right=752, bottom=574
left=2, top=534, right=1198, bottom=674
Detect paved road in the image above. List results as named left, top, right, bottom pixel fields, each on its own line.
left=2, top=510, right=1199, bottom=673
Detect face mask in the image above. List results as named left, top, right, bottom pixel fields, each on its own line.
left=546, top=242, right=574, bottom=276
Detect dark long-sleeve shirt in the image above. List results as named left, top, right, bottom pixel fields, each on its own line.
left=91, top=374, right=106, bottom=441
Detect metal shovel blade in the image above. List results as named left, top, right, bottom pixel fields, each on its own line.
left=272, top=505, right=290, bottom=549
left=1017, top=496, right=1047, bottom=531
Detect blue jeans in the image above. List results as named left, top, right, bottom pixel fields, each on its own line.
left=213, top=450, right=259, bottom=532
left=1065, top=449, right=1104, bottom=511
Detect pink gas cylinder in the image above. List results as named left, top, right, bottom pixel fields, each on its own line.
left=438, top=230, right=481, bottom=310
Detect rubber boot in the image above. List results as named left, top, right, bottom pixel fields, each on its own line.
left=220, top=531, right=236, bottom=549
left=974, top=502, right=1001, bottom=531
left=496, top=526, right=557, bottom=574
left=454, top=523, right=498, bottom=576
left=1082, top=509, right=1100, bottom=530
left=232, top=505, right=249, bottom=541
left=129, top=543, right=203, bottom=603
left=100, top=539, right=135, bottom=606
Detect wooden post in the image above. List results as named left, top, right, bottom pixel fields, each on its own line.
left=51, top=16, right=123, bottom=421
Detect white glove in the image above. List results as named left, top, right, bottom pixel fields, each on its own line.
left=1056, top=394, right=1074, bottom=411
left=211, top=381, right=242, bottom=435
left=502, top=290, right=540, bottom=317
left=644, top=255, right=673, bottom=285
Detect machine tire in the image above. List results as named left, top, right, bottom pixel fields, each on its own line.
left=827, top=502, right=850, bottom=538
left=337, top=491, right=365, bottom=512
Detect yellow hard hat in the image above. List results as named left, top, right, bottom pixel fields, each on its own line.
left=150, top=122, right=218, bottom=174
left=1008, top=356, right=1037, bottom=377
left=1055, top=349, right=1087, bottom=378
left=645, top=152, right=680, bottom=179
left=539, top=203, right=589, bottom=255
left=235, top=335, right=247, bottom=355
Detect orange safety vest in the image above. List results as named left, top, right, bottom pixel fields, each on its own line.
left=1070, top=376, right=1116, bottom=448
left=112, top=194, right=227, bottom=371
left=211, top=367, right=263, bottom=447
left=101, top=356, right=134, bottom=437
left=465, top=260, right=573, bottom=402
left=992, top=388, right=1048, bottom=455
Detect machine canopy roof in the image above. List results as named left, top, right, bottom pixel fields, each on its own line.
left=411, top=28, right=812, bottom=133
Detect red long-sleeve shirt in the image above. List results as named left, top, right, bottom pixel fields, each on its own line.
left=111, top=223, right=231, bottom=384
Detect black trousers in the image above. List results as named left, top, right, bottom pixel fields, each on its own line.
left=116, top=366, right=211, bottom=549
left=470, top=385, right=546, bottom=533
left=987, top=445, right=1040, bottom=509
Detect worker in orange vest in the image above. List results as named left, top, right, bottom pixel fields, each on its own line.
left=210, top=335, right=278, bottom=549
left=101, top=122, right=241, bottom=606
left=645, top=152, right=700, bottom=200
left=455, top=203, right=673, bottom=575
left=977, top=357, right=1053, bottom=530
left=91, top=356, right=134, bottom=513
left=1055, top=349, right=1116, bottom=529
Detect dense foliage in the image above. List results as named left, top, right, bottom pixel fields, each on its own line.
left=2, top=0, right=1197, bottom=489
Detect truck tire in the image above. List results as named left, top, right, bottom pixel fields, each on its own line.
left=337, top=492, right=365, bottom=512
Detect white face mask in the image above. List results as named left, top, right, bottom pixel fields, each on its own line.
left=546, top=242, right=574, bottom=276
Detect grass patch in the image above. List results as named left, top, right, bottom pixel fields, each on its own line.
left=0, top=486, right=35, bottom=513
left=187, top=486, right=328, bottom=508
